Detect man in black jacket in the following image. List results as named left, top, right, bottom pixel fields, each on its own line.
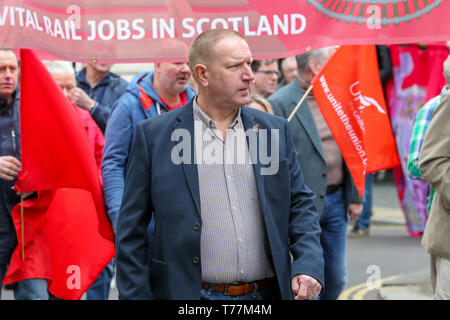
left=0, top=49, right=49, bottom=300
left=74, top=62, right=128, bottom=133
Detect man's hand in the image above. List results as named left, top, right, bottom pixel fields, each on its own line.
left=348, top=202, right=363, bottom=220
left=71, top=88, right=95, bottom=111
left=291, top=274, right=322, bottom=300
left=0, top=156, right=21, bottom=181
left=16, top=191, right=35, bottom=199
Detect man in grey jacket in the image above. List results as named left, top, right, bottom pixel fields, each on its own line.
left=268, top=47, right=363, bottom=300
left=419, top=60, right=450, bottom=299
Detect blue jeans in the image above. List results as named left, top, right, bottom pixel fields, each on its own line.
left=319, top=188, right=348, bottom=300
left=0, top=229, right=16, bottom=299
left=355, top=174, right=373, bottom=230
left=0, top=232, right=48, bottom=300
left=200, top=283, right=273, bottom=300
left=86, top=218, right=155, bottom=300
left=0, top=270, right=49, bottom=300
left=86, top=259, right=114, bottom=300
left=0, top=264, right=6, bottom=299
left=14, top=278, right=49, bottom=300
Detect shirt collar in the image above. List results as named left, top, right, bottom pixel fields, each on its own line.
left=192, top=97, right=241, bottom=130
left=78, top=67, right=111, bottom=88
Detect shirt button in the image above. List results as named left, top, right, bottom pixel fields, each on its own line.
left=320, top=194, right=325, bottom=199
left=322, top=172, right=327, bottom=177
left=238, top=238, right=243, bottom=242
left=193, top=257, right=200, bottom=264
left=240, top=269, right=245, bottom=274
left=193, top=223, right=200, bottom=231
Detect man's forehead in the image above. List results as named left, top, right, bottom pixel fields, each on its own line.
left=217, top=38, right=252, bottom=60
left=159, top=61, right=186, bottom=69
left=0, top=52, right=18, bottom=65
left=260, top=60, right=278, bottom=68
left=53, top=72, right=75, bottom=82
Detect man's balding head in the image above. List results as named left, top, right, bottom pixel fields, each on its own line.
left=188, top=29, right=246, bottom=82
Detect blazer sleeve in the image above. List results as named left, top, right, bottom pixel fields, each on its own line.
left=285, top=119, right=325, bottom=288
left=90, top=103, right=110, bottom=133
left=419, top=91, right=450, bottom=209
left=90, top=78, right=129, bottom=133
left=344, top=164, right=365, bottom=204
left=115, top=121, right=154, bottom=300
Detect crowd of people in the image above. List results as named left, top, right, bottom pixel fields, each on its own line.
left=0, top=30, right=448, bottom=300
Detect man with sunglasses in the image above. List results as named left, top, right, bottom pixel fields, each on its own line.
left=250, top=59, right=280, bottom=98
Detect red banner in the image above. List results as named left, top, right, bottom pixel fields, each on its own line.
left=1, top=0, right=449, bottom=62
left=386, top=43, right=448, bottom=237
left=311, top=45, right=400, bottom=197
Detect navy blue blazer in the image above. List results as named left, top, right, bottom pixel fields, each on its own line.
left=115, top=100, right=324, bottom=300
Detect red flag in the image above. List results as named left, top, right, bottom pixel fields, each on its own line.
left=311, top=45, right=400, bottom=197
left=2, top=49, right=115, bottom=300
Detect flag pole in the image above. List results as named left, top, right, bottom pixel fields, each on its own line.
left=287, top=84, right=313, bottom=122
left=20, top=195, right=25, bottom=261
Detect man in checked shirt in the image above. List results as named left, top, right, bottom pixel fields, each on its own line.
left=408, top=54, right=450, bottom=296
left=115, top=29, right=324, bottom=300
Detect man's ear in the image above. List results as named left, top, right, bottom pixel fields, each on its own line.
left=308, top=59, right=323, bottom=76
left=194, top=64, right=208, bottom=87
left=154, top=62, right=162, bottom=73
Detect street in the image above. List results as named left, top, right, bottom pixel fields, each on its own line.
left=341, top=175, right=431, bottom=300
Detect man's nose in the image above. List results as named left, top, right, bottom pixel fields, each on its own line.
left=61, top=88, right=70, bottom=98
left=4, top=68, right=14, bottom=78
left=180, top=62, right=190, bottom=74
left=270, top=71, right=279, bottom=80
left=243, top=64, right=255, bottom=82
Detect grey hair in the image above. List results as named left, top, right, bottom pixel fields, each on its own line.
left=280, top=56, right=297, bottom=71
left=443, top=54, right=450, bottom=85
left=46, top=60, right=75, bottom=77
left=295, top=47, right=331, bottom=74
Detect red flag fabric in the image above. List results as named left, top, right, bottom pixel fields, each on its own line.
left=2, top=49, right=115, bottom=300
left=311, top=45, right=400, bottom=197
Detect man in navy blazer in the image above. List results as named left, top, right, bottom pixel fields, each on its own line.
left=115, top=29, right=324, bottom=300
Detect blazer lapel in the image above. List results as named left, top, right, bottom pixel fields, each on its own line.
left=172, top=102, right=201, bottom=217
left=289, top=80, right=326, bottom=163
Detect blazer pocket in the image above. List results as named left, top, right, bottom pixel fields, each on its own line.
left=149, top=257, right=169, bottom=299
left=260, top=158, right=288, bottom=169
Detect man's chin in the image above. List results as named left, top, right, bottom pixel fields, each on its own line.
left=173, top=84, right=188, bottom=94
left=240, top=97, right=251, bottom=107
left=0, top=89, right=14, bottom=97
